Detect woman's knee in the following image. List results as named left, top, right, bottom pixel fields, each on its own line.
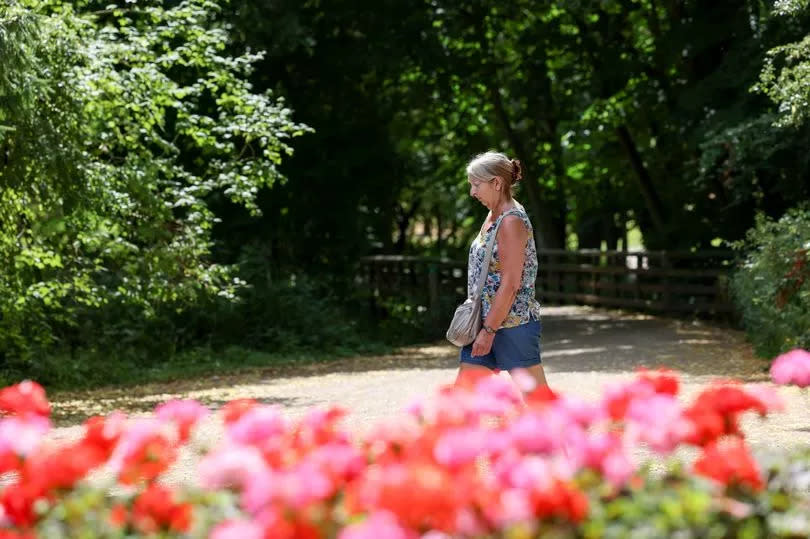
left=455, top=363, right=495, bottom=387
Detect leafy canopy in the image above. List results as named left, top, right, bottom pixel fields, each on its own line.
left=0, top=0, right=309, bottom=358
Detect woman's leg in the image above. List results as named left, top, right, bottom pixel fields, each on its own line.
left=508, top=365, right=551, bottom=413
left=496, top=321, right=546, bottom=390
left=512, top=364, right=548, bottom=388
left=455, top=362, right=495, bottom=387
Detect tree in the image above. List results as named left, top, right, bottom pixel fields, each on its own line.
left=0, top=0, right=309, bottom=361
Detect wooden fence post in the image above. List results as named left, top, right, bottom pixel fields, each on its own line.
left=428, top=262, right=439, bottom=320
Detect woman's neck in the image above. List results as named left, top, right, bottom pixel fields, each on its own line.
left=490, top=198, right=514, bottom=218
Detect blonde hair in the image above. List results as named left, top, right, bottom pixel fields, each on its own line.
left=466, top=151, right=523, bottom=199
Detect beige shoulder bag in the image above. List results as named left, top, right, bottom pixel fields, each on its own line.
left=446, top=214, right=506, bottom=347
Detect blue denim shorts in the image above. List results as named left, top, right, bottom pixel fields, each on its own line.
left=460, top=319, right=542, bottom=371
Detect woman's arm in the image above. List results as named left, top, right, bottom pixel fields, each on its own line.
left=470, top=215, right=528, bottom=357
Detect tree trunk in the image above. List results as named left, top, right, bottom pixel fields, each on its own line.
left=393, top=198, right=421, bottom=253
left=567, top=14, right=670, bottom=243
left=488, top=85, right=565, bottom=249
left=615, top=125, right=667, bottom=239
left=475, top=15, right=565, bottom=249
left=435, top=205, right=443, bottom=252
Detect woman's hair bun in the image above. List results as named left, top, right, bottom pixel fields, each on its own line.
left=511, top=159, right=523, bottom=182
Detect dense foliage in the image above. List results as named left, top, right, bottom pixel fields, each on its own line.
left=0, top=352, right=809, bottom=537
left=0, top=0, right=312, bottom=375
left=228, top=0, right=810, bottom=262
left=731, top=206, right=810, bottom=357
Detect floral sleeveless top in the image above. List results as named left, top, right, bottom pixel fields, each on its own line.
left=467, top=203, right=541, bottom=328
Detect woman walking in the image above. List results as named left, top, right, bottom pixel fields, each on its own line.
left=456, top=151, right=548, bottom=389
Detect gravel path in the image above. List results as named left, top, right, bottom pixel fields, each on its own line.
left=47, top=306, right=810, bottom=485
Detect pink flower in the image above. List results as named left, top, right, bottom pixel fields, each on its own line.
left=308, top=443, right=366, bottom=481
left=106, top=418, right=174, bottom=474
left=626, top=394, right=691, bottom=453
left=508, top=409, right=568, bottom=455
left=555, top=397, right=603, bottom=427
left=423, top=532, right=454, bottom=539
left=509, top=369, right=538, bottom=393
left=198, top=445, right=269, bottom=490
left=427, top=392, right=474, bottom=425
left=299, top=406, right=347, bottom=431
left=242, top=461, right=334, bottom=512
left=366, top=416, right=422, bottom=460
left=485, top=488, right=533, bottom=526
left=154, top=399, right=208, bottom=442
left=582, top=433, right=635, bottom=486
left=227, top=406, right=286, bottom=446
left=601, top=449, right=635, bottom=486
left=295, top=407, right=350, bottom=448
left=602, top=379, right=656, bottom=420
left=434, top=427, right=506, bottom=468
left=240, top=468, right=279, bottom=514
left=404, top=399, right=424, bottom=418
left=468, top=393, right=517, bottom=417
left=210, top=519, right=264, bottom=539
left=770, top=349, right=810, bottom=387
left=499, top=455, right=553, bottom=491
left=453, top=508, right=487, bottom=537
left=338, top=510, right=416, bottom=539
left=279, top=461, right=335, bottom=508
left=0, top=416, right=51, bottom=457
left=474, top=375, right=524, bottom=406
left=745, top=384, right=785, bottom=413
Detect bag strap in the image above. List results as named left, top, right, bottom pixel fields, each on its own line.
left=471, top=209, right=520, bottom=300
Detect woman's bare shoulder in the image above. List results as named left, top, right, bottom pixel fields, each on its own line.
left=498, top=214, right=528, bottom=239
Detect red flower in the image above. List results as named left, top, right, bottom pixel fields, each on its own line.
left=453, top=368, right=492, bottom=390
left=350, top=462, right=469, bottom=533
left=22, top=442, right=107, bottom=491
left=531, top=479, right=589, bottom=523
left=0, top=450, right=21, bottom=475
left=119, top=435, right=177, bottom=485
left=109, top=504, right=128, bottom=528
left=682, top=406, right=729, bottom=447
left=693, top=383, right=768, bottom=417
left=637, top=368, right=679, bottom=396
left=83, top=414, right=126, bottom=456
left=154, top=400, right=208, bottom=443
left=0, top=530, right=36, bottom=539
left=683, top=382, right=778, bottom=446
left=525, top=385, right=559, bottom=406
left=132, top=484, right=192, bottom=533
left=0, top=381, right=50, bottom=418
left=222, top=398, right=259, bottom=425
left=261, top=511, right=322, bottom=539
left=0, top=480, right=48, bottom=527
left=693, top=438, right=763, bottom=491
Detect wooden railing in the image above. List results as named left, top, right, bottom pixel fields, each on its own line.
left=536, top=249, right=736, bottom=314
left=360, top=249, right=737, bottom=317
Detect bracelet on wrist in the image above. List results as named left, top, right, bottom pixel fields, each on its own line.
left=483, top=324, right=497, bottom=334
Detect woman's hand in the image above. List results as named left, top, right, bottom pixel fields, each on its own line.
left=471, top=328, right=495, bottom=357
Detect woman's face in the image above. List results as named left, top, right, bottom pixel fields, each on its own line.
left=468, top=176, right=502, bottom=209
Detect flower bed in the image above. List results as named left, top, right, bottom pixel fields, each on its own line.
left=0, top=350, right=809, bottom=538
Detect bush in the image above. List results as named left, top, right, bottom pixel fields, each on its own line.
left=2, top=358, right=810, bottom=537
left=730, top=205, right=810, bottom=357
left=0, top=273, right=388, bottom=390
left=0, top=0, right=309, bottom=372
